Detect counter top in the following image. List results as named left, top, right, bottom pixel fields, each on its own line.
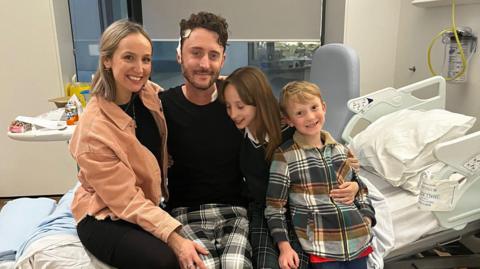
left=8, top=125, right=75, bottom=142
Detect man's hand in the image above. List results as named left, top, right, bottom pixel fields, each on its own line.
left=347, top=156, right=360, bottom=173
left=145, top=80, right=164, bottom=93
left=364, top=217, right=372, bottom=227
left=167, top=232, right=209, bottom=269
left=330, top=181, right=359, bottom=205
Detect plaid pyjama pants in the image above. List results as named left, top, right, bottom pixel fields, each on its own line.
left=171, top=204, right=253, bottom=269
left=248, top=203, right=309, bottom=269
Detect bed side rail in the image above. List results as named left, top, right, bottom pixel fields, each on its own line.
left=432, top=131, right=480, bottom=229
left=342, top=76, right=446, bottom=143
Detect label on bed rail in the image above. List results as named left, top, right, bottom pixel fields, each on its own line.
left=348, top=97, right=373, bottom=113
left=418, top=168, right=464, bottom=211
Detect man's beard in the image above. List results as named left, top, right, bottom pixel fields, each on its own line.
left=182, top=66, right=220, bottom=90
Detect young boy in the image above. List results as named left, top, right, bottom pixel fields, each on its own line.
left=265, top=81, right=375, bottom=269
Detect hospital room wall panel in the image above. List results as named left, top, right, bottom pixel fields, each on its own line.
left=342, top=0, right=403, bottom=94
left=0, top=0, right=77, bottom=196
left=324, top=0, right=346, bottom=44
left=394, top=1, right=480, bottom=132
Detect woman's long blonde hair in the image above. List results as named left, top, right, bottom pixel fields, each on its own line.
left=91, top=20, right=152, bottom=101
left=220, top=66, right=282, bottom=161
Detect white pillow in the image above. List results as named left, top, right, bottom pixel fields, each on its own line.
left=349, top=109, right=475, bottom=194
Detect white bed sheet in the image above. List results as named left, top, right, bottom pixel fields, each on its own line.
left=0, top=261, right=14, bottom=269
left=359, top=169, right=444, bottom=250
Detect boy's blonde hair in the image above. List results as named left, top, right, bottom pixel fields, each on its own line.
left=279, top=81, right=324, bottom=116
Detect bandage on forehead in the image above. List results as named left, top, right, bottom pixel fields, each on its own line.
left=176, top=28, right=192, bottom=55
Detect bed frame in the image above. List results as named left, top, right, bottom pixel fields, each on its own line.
left=342, top=76, right=480, bottom=268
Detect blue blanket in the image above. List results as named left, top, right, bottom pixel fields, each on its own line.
left=0, top=197, right=56, bottom=261
left=15, top=186, right=78, bottom=259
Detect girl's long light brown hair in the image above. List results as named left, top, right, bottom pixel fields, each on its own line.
left=220, top=66, right=282, bottom=161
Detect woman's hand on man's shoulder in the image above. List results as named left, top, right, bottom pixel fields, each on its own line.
left=145, top=80, right=164, bottom=93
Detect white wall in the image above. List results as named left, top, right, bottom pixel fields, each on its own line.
left=324, top=0, right=346, bottom=44
left=394, top=1, right=480, bottom=132
left=343, top=0, right=402, bottom=93
left=0, top=0, right=77, bottom=196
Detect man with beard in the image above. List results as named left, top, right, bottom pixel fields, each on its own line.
left=160, top=12, right=252, bottom=269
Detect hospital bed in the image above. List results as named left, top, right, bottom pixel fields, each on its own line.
left=341, top=76, right=480, bottom=269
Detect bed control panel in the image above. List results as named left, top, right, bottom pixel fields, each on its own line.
left=464, top=154, right=480, bottom=173
left=348, top=97, right=373, bottom=113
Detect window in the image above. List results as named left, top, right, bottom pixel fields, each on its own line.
left=151, top=41, right=320, bottom=96
left=69, top=0, right=323, bottom=94
left=69, top=0, right=128, bottom=82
